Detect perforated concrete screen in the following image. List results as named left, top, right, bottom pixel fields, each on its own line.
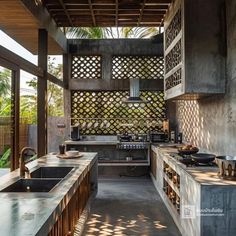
left=71, top=55, right=102, bottom=79
left=71, top=91, right=166, bottom=135
left=165, top=9, right=182, bottom=50
left=112, top=56, right=164, bottom=80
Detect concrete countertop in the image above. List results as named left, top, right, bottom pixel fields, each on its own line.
left=151, top=145, right=236, bottom=186
left=0, top=152, right=98, bottom=236
left=65, top=140, right=119, bottom=145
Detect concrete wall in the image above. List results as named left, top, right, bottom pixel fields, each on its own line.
left=27, top=117, right=70, bottom=154
left=68, top=36, right=164, bottom=91
left=28, top=125, right=37, bottom=151
left=47, top=116, right=69, bottom=153
left=174, top=0, right=236, bottom=156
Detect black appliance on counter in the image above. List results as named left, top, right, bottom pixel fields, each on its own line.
left=118, top=133, right=132, bottom=142
left=149, top=131, right=168, bottom=143
left=117, top=133, right=149, bottom=150
left=70, top=126, right=80, bottom=141
left=118, top=133, right=147, bottom=142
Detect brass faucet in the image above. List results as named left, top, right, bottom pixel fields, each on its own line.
left=19, top=147, right=36, bottom=178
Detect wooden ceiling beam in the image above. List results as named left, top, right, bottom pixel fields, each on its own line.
left=57, top=0, right=74, bottom=26
left=146, top=0, right=172, bottom=4
left=53, top=11, right=92, bottom=16
left=88, top=0, right=97, bottom=26
left=119, top=23, right=161, bottom=26
left=138, top=0, right=147, bottom=26
left=44, top=0, right=171, bottom=6
left=144, top=5, right=168, bottom=10
left=55, top=15, right=115, bottom=21
left=47, top=0, right=117, bottom=5
left=47, top=5, right=167, bottom=11
left=115, top=0, right=118, bottom=26
left=42, top=0, right=171, bottom=27
left=142, top=15, right=163, bottom=21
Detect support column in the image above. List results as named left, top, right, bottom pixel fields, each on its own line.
left=63, top=53, right=70, bottom=139
left=11, top=68, right=20, bottom=170
left=37, top=29, right=48, bottom=157
left=63, top=53, right=69, bottom=90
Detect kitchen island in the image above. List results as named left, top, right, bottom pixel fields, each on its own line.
left=65, top=137, right=150, bottom=166
left=0, top=152, right=98, bottom=236
left=151, top=145, right=236, bottom=236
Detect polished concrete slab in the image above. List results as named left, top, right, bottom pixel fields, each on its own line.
left=82, top=177, right=181, bottom=236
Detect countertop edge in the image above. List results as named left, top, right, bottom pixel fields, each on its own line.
left=151, top=145, right=236, bottom=186
left=0, top=152, right=98, bottom=236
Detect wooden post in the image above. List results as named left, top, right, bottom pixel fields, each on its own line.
left=63, top=53, right=69, bottom=90
left=63, top=53, right=71, bottom=135
left=37, top=29, right=48, bottom=157
left=11, top=68, right=20, bottom=170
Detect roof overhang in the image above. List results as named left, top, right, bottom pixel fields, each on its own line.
left=0, top=0, right=67, bottom=55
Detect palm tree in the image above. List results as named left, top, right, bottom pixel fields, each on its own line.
left=64, top=27, right=159, bottom=39
left=120, top=27, right=158, bottom=38
left=65, top=27, right=107, bottom=39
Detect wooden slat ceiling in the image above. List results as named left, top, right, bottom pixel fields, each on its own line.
left=0, top=0, right=64, bottom=55
left=42, top=0, right=172, bottom=27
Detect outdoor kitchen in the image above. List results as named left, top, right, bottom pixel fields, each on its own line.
left=0, top=0, right=236, bottom=236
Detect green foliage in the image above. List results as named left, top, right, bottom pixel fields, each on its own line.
left=47, top=82, right=64, bottom=117
left=65, top=27, right=159, bottom=39
left=0, top=69, right=11, bottom=97
left=0, top=148, right=11, bottom=168
left=0, top=68, right=12, bottom=117
left=0, top=98, right=11, bottom=116
left=120, top=27, right=158, bottom=38
left=20, top=95, right=37, bottom=123
left=47, top=57, right=64, bottom=116
left=65, top=27, right=107, bottom=39
left=0, top=57, right=64, bottom=122
left=26, top=57, right=64, bottom=119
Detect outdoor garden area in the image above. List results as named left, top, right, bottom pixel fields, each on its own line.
left=0, top=57, right=64, bottom=169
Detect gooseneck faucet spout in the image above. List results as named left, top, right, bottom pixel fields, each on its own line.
left=19, top=147, right=36, bottom=178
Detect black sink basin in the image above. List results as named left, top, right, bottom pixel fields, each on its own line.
left=30, top=167, right=74, bottom=179
left=0, top=179, right=61, bottom=192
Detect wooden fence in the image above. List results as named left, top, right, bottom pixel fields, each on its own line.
left=0, top=117, right=29, bottom=155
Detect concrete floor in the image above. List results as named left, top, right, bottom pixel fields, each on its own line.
left=82, top=177, right=181, bottom=236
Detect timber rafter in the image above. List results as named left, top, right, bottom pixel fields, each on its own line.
left=42, top=0, right=172, bottom=27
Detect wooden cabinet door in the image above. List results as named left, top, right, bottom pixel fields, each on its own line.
left=150, top=150, right=157, bottom=179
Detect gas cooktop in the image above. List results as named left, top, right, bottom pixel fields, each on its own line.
left=170, top=153, right=218, bottom=168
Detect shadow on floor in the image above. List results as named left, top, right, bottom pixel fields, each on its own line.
left=82, top=178, right=181, bottom=236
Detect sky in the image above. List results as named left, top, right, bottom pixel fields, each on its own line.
left=0, top=30, right=62, bottom=94
left=0, top=30, right=37, bottom=65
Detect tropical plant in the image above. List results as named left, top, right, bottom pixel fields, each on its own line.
left=65, top=27, right=107, bottom=39
left=26, top=56, right=64, bottom=119
left=20, top=95, right=37, bottom=123
left=0, top=68, right=11, bottom=97
left=0, top=148, right=11, bottom=168
left=0, top=68, right=11, bottom=117
left=64, top=27, right=159, bottom=39
left=109, top=27, right=158, bottom=38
